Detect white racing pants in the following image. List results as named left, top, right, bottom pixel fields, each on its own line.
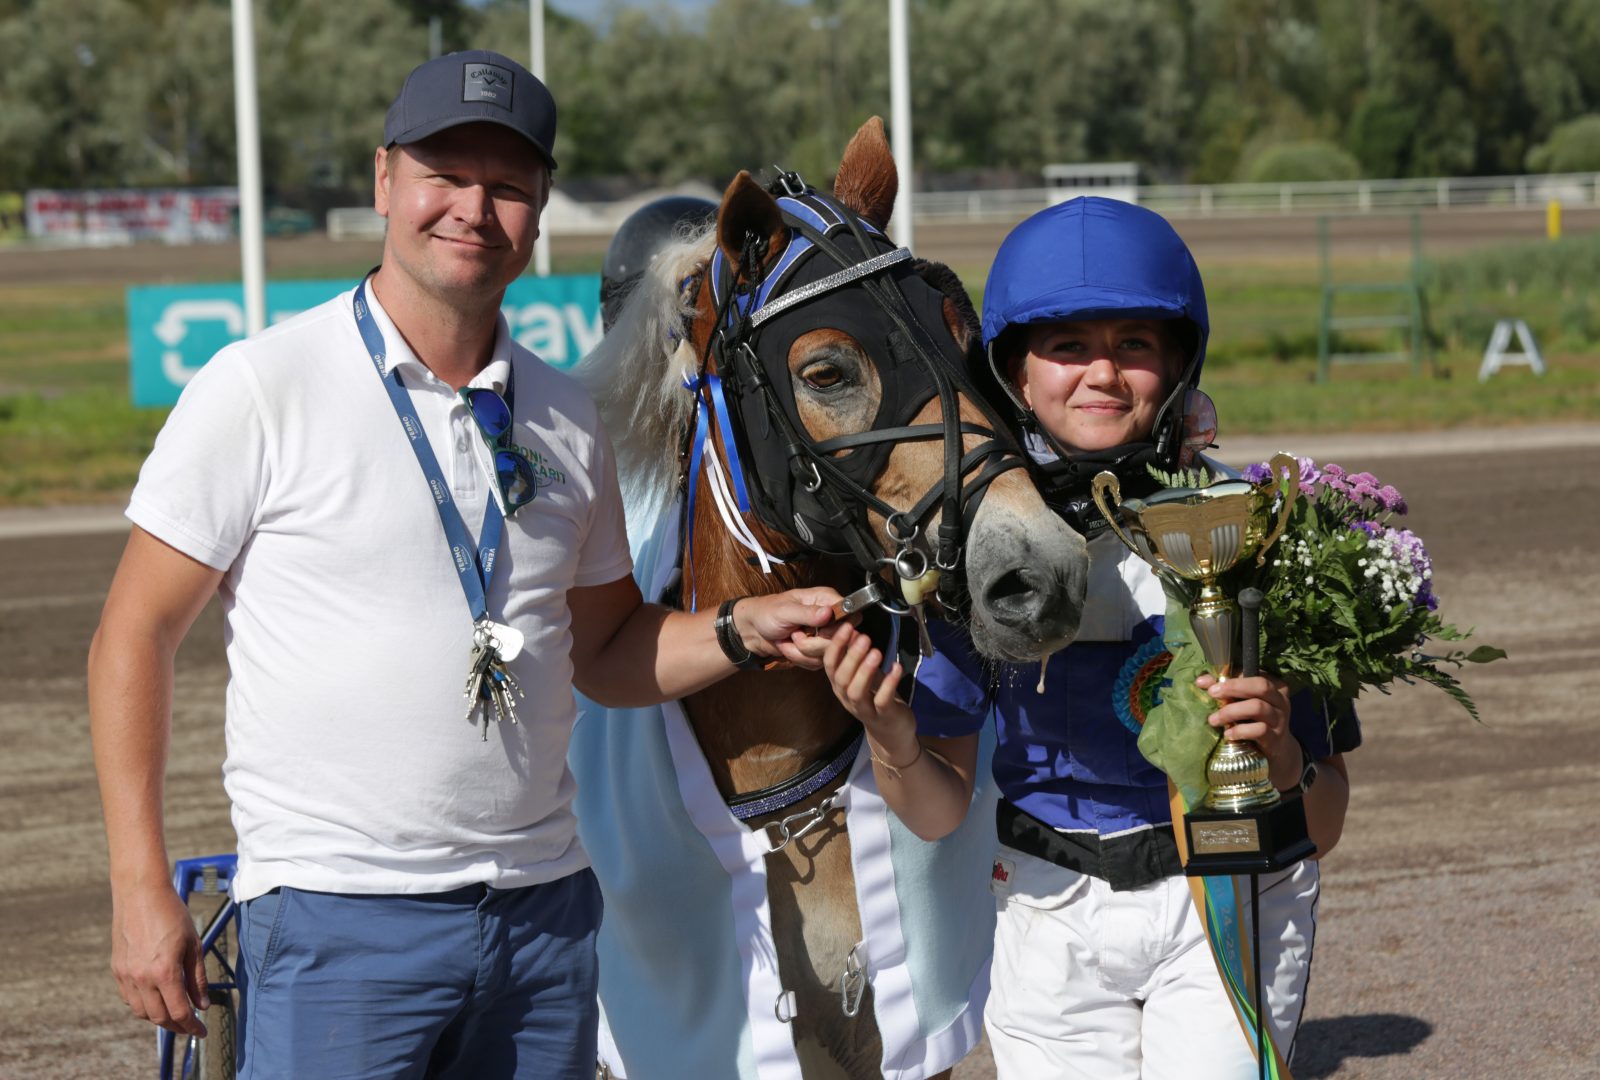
left=985, top=844, right=1319, bottom=1079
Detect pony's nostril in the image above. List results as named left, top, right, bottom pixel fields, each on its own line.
left=985, top=568, right=1041, bottom=625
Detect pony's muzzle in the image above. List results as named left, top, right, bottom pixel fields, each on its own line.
left=982, top=564, right=1082, bottom=643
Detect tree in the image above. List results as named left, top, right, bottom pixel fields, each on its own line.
left=122, top=1, right=238, bottom=185
left=1237, top=140, right=1361, bottom=183
left=1526, top=115, right=1600, bottom=174
left=255, top=0, right=429, bottom=193
left=0, top=0, right=151, bottom=188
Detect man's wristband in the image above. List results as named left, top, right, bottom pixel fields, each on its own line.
left=715, top=597, right=767, bottom=672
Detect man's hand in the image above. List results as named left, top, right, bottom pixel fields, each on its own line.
left=89, top=527, right=223, bottom=1037
left=571, top=578, right=849, bottom=705
left=732, top=587, right=845, bottom=670
left=110, top=882, right=209, bottom=1037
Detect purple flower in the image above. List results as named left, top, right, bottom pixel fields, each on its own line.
left=1377, top=484, right=1408, bottom=515
left=1296, top=456, right=1321, bottom=497
left=1321, top=463, right=1346, bottom=480
left=1347, top=471, right=1381, bottom=501
left=1352, top=520, right=1381, bottom=537
left=1241, top=461, right=1273, bottom=485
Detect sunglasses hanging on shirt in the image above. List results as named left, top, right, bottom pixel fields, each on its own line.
left=460, top=387, right=541, bottom=515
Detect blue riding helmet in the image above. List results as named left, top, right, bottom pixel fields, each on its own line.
left=981, top=197, right=1210, bottom=465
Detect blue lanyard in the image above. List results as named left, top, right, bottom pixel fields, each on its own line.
left=354, top=276, right=508, bottom=623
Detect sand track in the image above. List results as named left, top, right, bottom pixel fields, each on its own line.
left=2, top=440, right=1596, bottom=1078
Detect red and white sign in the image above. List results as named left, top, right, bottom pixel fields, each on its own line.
left=25, top=187, right=239, bottom=245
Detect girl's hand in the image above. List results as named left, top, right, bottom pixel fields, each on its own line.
left=823, top=623, right=920, bottom=762
left=1196, top=671, right=1302, bottom=790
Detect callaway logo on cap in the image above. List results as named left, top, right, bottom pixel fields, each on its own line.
left=463, top=63, right=513, bottom=107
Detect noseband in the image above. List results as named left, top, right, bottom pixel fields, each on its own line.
left=682, top=173, right=1027, bottom=610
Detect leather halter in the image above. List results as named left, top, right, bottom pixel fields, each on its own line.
left=677, top=175, right=1027, bottom=825
left=689, top=174, right=1028, bottom=601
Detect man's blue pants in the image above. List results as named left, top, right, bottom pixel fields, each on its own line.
left=233, top=870, right=602, bottom=1079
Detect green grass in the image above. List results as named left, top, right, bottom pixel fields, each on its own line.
left=0, top=387, right=169, bottom=502
left=0, top=284, right=128, bottom=394
left=0, top=245, right=1595, bottom=506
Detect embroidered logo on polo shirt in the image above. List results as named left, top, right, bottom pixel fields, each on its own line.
left=511, top=445, right=567, bottom=490
left=463, top=63, right=514, bottom=109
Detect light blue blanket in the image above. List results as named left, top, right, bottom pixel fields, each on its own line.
left=570, top=508, right=999, bottom=1079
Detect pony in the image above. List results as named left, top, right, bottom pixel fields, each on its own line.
left=571, top=118, right=1089, bottom=1079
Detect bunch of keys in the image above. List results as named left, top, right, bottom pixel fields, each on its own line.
left=464, top=619, right=526, bottom=739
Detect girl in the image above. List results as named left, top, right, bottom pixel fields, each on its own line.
left=823, top=197, right=1357, bottom=1078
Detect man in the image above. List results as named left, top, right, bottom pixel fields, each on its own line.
left=88, top=50, right=839, bottom=1079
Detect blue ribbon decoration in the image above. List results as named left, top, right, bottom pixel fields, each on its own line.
left=680, top=370, right=754, bottom=611
left=354, top=276, right=508, bottom=624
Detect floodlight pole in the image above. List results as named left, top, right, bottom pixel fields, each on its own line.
left=231, top=0, right=267, bottom=334
left=888, top=0, right=914, bottom=249
left=530, top=0, right=551, bottom=277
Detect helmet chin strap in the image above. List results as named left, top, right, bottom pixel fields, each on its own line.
left=1033, top=440, right=1167, bottom=538
left=1149, top=346, right=1205, bottom=467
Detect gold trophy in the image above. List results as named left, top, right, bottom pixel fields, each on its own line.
left=1092, top=454, right=1317, bottom=875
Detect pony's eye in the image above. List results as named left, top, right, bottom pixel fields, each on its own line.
left=801, top=362, right=846, bottom=390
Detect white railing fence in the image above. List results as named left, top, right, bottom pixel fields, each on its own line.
left=915, top=172, right=1600, bottom=224
left=322, top=171, right=1600, bottom=240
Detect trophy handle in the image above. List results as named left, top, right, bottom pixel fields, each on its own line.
left=1091, top=471, right=1141, bottom=555
left=1256, top=452, right=1301, bottom=564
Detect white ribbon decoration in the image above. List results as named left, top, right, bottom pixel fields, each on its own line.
left=703, top=444, right=785, bottom=576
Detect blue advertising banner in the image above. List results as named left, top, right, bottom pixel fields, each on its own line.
left=127, top=274, right=603, bottom=407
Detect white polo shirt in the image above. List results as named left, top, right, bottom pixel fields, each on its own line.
left=128, top=287, right=632, bottom=901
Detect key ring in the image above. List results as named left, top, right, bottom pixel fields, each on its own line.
left=892, top=547, right=929, bottom=583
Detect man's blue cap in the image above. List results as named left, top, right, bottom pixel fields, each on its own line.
left=384, top=50, right=558, bottom=170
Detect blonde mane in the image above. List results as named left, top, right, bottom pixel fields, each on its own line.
left=573, top=225, right=716, bottom=530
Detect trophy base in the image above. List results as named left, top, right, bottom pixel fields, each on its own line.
left=1183, top=791, right=1317, bottom=876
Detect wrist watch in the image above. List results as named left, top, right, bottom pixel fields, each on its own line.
left=715, top=597, right=767, bottom=672
left=1291, top=743, right=1318, bottom=793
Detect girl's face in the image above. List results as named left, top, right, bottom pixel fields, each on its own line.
left=1012, top=318, right=1182, bottom=455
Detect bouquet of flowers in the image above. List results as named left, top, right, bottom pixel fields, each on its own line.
left=1234, top=457, right=1504, bottom=720
left=1128, top=457, right=1503, bottom=808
